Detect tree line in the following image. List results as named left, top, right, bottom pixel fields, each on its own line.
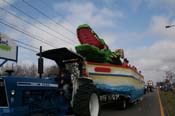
left=0, top=64, right=59, bottom=78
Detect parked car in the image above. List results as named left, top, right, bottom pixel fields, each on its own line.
left=160, top=84, right=174, bottom=91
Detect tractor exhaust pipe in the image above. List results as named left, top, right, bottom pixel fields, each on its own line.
left=38, top=46, right=43, bottom=78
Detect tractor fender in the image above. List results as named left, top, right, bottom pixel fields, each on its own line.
left=77, top=77, right=94, bottom=86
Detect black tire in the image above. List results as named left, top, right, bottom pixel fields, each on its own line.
left=73, top=83, right=100, bottom=116
left=117, top=98, right=127, bottom=110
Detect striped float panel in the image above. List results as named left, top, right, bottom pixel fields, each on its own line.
left=86, top=62, right=145, bottom=100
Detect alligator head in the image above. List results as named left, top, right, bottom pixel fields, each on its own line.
left=77, top=24, right=107, bottom=49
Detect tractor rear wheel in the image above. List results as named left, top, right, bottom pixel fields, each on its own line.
left=73, top=83, right=100, bottom=116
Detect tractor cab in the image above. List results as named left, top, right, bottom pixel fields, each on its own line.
left=37, top=47, right=99, bottom=116
left=37, top=47, right=85, bottom=77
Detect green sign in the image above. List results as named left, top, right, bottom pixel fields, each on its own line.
left=0, top=37, right=11, bottom=51
left=0, top=44, right=11, bottom=51
left=0, top=33, right=17, bottom=61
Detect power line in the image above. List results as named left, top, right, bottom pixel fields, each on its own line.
left=22, top=0, right=76, bottom=36
left=0, top=7, right=76, bottom=45
left=11, top=38, right=48, bottom=52
left=2, top=0, right=77, bottom=45
left=36, top=0, right=76, bottom=30
left=0, top=20, right=56, bottom=48
left=22, top=0, right=78, bottom=44
left=18, top=45, right=38, bottom=53
left=10, top=38, right=39, bottom=50
left=37, top=0, right=86, bottom=33
left=0, top=33, right=37, bottom=50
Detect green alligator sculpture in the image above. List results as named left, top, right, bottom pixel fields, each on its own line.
left=75, top=24, right=122, bottom=65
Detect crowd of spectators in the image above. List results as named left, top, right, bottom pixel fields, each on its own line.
left=122, top=58, right=142, bottom=74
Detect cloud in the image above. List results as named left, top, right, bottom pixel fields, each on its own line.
left=149, top=16, right=175, bottom=40
left=125, top=16, right=175, bottom=82
left=130, top=0, right=143, bottom=13
left=126, top=0, right=175, bottom=16
left=26, top=19, right=78, bottom=51
left=0, top=9, right=29, bottom=39
left=54, top=1, right=124, bottom=30
left=148, top=0, right=175, bottom=8
left=0, top=0, right=15, bottom=7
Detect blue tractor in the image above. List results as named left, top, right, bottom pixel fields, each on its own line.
left=0, top=47, right=100, bottom=116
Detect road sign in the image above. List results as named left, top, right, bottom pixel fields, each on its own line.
left=0, top=33, right=18, bottom=66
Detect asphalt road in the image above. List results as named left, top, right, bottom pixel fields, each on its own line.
left=101, top=90, right=161, bottom=116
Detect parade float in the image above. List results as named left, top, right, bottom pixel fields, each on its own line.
left=75, top=24, right=145, bottom=109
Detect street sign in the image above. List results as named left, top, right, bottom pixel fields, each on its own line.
left=0, top=33, right=18, bottom=66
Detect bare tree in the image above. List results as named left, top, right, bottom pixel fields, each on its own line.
left=44, top=65, right=59, bottom=77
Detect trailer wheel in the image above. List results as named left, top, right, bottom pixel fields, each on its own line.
left=117, top=98, right=127, bottom=110
left=121, top=99, right=127, bottom=109
left=73, top=83, right=100, bottom=116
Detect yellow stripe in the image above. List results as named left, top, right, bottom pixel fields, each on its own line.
left=157, top=89, right=165, bottom=116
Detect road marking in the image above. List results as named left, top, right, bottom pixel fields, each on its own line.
left=157, top=89, right=165, bottom=116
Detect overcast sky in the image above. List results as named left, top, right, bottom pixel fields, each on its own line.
left=0, top=0, right=175, bottom=82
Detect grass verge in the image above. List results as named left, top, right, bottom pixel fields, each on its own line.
left=160, top=90, right=175, bottom=116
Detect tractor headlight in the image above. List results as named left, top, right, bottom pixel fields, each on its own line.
left=11, top=90, right=15, bottom=96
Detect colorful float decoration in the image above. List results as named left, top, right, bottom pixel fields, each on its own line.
left=75, top=24, right=144, bottom=102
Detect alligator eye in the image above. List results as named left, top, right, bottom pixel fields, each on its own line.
left=94, top=35, right=97, bottom=38
left=91, top=29, right=94, bottom=34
